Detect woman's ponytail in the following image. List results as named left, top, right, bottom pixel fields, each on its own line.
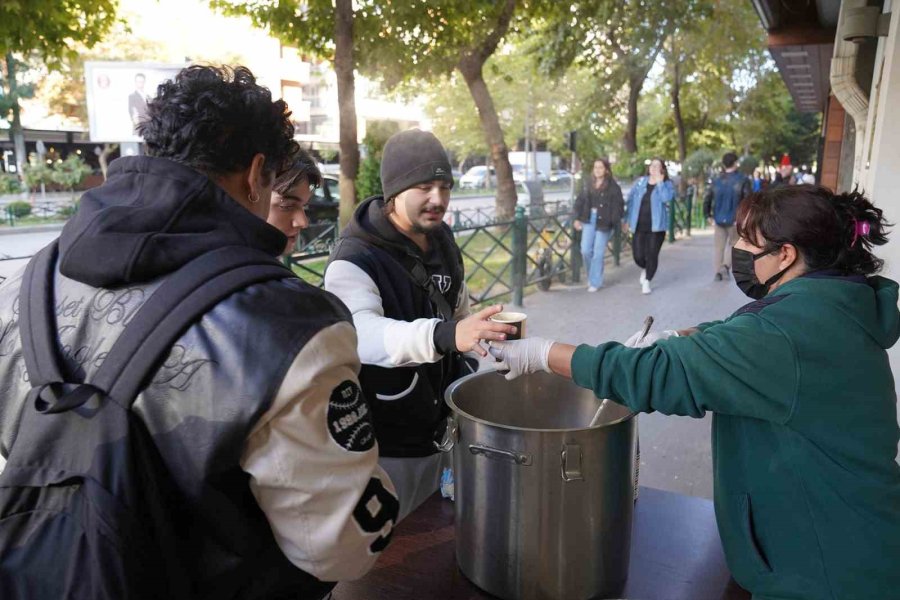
left=830, top=188, right=890, bottom=275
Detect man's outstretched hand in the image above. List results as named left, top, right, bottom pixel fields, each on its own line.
left=456, top=305, right=518, bottom=357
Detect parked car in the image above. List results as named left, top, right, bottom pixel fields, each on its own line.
left=459, top=165, right=495, bottom=189
left=512, top=164, right=549, bottom=183
left=549, top=170, right=572, bottom=184
left=294, top=174, right=340, bottom=252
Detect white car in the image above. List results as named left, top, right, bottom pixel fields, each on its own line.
left=512, top=165, right=548, bottom=183
left=459, top=166, right=495, bottom=189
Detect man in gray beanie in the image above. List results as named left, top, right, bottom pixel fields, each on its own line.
left=325, top=129, right=515, bottom=520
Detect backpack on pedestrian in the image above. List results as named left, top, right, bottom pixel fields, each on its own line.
left=0, top=242, right=291, bottom=599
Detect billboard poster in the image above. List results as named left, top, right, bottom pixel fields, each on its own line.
left=84, top=62, right=186, bottom=142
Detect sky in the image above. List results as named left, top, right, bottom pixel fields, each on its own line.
left=116, top=0, right=282, bottom=83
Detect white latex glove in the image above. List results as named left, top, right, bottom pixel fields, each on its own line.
left=488, top=338, right=554, bottom=381
left=624, top=329, right=679, bottom=348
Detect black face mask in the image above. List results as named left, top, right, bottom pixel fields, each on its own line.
left=731, top=246, right=792, bottom=299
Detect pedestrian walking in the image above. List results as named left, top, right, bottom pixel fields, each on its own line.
left=573, top=158, right=624, bottom=292
left=491, top=184, right=900, bottom=599
left=704, top=152, right=751, bottom=281
left=623, top=157, right=675, bottom=294
left=770, top=154, right=794, bottom=189
left=752, top=168, right=765, bottom=193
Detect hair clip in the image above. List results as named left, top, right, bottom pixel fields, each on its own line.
left=851, top=219, right=871, bottom=247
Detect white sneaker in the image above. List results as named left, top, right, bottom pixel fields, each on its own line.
left=639, top=269, right=647, bottom=284
left=641, top=280, right=652, bottom=295
left=587, top=286, right=599, bottom=293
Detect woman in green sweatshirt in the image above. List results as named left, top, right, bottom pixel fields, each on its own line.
left=490, top=185, right=900, bottom=600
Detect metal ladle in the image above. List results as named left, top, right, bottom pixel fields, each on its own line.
left=588, top=315, right=654, bottom=427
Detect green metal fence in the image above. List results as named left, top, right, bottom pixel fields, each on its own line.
left=284, top=200, right=639, bottom=306
left=284, top=191, right=704, bottom=306
left=667, top=187, right=708, bottom=242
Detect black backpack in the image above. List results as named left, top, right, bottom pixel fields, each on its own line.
left=0, top=242, right=292, bottom=599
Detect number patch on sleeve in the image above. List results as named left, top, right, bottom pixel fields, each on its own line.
left=353, top=476, right=399, bottom=554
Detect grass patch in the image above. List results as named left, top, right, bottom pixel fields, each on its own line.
left=290, top=257, right=327, bottom=287
left=0, top=215, right=69, bottom=227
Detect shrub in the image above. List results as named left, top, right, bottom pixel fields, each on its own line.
left=51, top=155, right=92, bottom=200
left=57, top=202, right=79, bottom=219
left=356, top=155, right=382, bottom=199
left=682, top=148, right=719, bottom=181
left=22, top=160, right=53, bottom=192
left=0, top=174, right=21, bottom=195
left=7, top=201, right=32, bottom=219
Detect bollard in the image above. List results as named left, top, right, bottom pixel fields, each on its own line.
left=571, top=224, right=582, bottom=284
left=612, top=225, right=622, bottom=267
left=512, top=206, right=527, bottom=306
left=686, top=193, right=692, bottom=237
left=667, top=202, right=676, bottom=244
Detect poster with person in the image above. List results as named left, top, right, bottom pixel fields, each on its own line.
left=85, top=62, right=186, bottom=143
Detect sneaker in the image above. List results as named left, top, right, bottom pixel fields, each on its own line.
left=714, top=272, right=723, bottom=281
left=587, top=286, right=600, bottom=293
left=641, top=280, right=652, bottom=295
left=639, top=269, right=647, bottom=284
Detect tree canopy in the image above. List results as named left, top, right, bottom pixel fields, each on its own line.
left=0, top=0, right=120, bottom=64
left=1, top=0, right=120, bottom=177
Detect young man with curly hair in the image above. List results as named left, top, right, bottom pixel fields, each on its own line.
left=0, top=66, right=397, bottom=599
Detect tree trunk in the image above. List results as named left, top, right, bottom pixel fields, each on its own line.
left=619, top=36, right=667, bottom=156
left=5, top=53, right=26, bottom=184
left=334, top=0, right=359, bottom=228
left=670, top=59, right=687, bottom=195
left=622, top=77, right=641, bottom=155
left=99, top=143, right=119, bottom=180
left=458, top=60, right=516, bottom=219
left=455, top=0, right=518, bottom=219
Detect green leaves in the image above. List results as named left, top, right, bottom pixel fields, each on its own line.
left=0, top=0, right=121, bottom=66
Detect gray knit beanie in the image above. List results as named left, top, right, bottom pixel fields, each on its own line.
left=380, top=129, right=454, bottom=200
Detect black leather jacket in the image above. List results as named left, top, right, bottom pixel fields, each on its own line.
left=573, top=178, right=625, bottom=229
left=0, top=157, right=351, bottom=599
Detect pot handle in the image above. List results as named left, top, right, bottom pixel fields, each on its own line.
left=434, top=414, right=458, bottom=453
left=561, top=443, right=584, bottom=482
left=469, top=444, right=533, bottom=466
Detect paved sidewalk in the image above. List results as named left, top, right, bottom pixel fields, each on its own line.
left=519, top=230, right=749, bottom=499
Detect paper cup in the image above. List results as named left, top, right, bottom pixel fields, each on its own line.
left=490, top=311, right=526, bottom=340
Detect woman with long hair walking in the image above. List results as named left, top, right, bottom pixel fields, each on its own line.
left=573, top=159, right=624, bottom=292
left=623, top=158, right=675, bottom=294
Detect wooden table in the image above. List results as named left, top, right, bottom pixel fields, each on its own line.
left=332, top=486, right=750, bottom=600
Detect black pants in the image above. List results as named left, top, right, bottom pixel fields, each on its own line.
left=632, top=230, right=666, bottom=280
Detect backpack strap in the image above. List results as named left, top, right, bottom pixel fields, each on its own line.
left=402, top=254, right=455, bottom=322
left=19, top=241, right=67, bottom=390
left=19, top=244, right=291, bottom=413
left=90, top=246, right=291, bottom=408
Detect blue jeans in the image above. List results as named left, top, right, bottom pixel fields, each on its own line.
left=580, top=217, right=612, bottom=288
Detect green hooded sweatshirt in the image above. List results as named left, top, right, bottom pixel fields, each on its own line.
left=571, top=273, right=900, bottom=600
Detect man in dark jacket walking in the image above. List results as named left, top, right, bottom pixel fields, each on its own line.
left=704, top=152, right=751, bottom=281
left=325, top=129, right=515, bottom=521
left=0, top=66, right=397, bottom=599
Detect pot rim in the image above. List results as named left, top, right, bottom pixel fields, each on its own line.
left=444, top=370, right=637, bottom=433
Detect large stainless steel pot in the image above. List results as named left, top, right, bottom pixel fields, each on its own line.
left=442, top=370, right=637, bottom=600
